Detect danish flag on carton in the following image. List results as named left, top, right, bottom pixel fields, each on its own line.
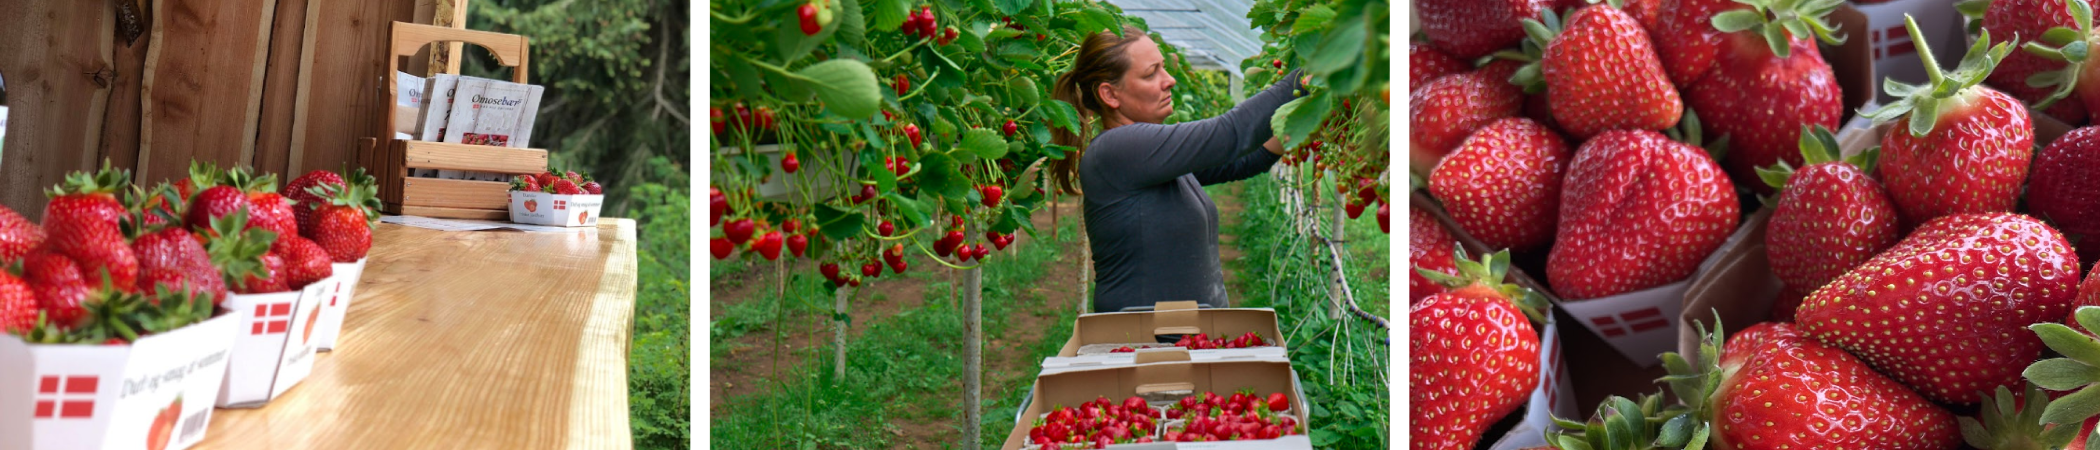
left=0, top=314, right=239, bottom=450
left=508, top=190, right=603, bottom=227
left=310, top=259, right=369, bottom=352
left=215, top=279, right=328, bottom=408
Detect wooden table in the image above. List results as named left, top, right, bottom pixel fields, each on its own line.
left=192, top=219, right=638, bottom=449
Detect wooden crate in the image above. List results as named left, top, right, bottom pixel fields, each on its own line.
left=360, top=21, right=541, bottom=219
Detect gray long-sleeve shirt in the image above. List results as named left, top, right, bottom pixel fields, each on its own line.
left=1080, top=71, right=1300, bottom=312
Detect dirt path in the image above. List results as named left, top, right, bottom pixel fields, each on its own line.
left=707, top=199, right=1088, bottom=448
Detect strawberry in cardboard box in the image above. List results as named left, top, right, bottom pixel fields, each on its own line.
left=284, top=169, right=378, bottom=352
left=1, top=165, right=240, bottom=450
left=508, top=169, right=605, bottom=227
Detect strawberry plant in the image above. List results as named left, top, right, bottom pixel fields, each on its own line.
left=1242, top=0, right=1393, bottom=233
left=708, top=0, right=1227, bottom=276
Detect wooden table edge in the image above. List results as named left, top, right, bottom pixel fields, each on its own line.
left=570, top=218, right=638, bottom=449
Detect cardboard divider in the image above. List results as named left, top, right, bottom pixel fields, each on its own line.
left=312, top=258, right=370, bottom=352
left=1056, top=303, right=1286, bottom=357
left=215, top=279, right=330, bottom=408
left=1003, top=357, right=1313, bottom=450
left=0, top=314, right=239, bottom=450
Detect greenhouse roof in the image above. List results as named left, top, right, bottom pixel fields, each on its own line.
left=1105, top=0, right=1265, bottom=74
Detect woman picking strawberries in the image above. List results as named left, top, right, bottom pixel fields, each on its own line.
left=1049, top=25, right=1298, bottom=312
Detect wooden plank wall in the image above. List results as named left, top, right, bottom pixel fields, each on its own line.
left=0, top=0, right=440, bottom=220
left=0, top=1, right=115, bottom=220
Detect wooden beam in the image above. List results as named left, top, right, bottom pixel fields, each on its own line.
left=138, top=0, right=280, bottom=183
left=252, top=0, right=311, bottom=177
left=290, top=1, right=416, bottom=177
left=0, top=0, right=114, bottom=220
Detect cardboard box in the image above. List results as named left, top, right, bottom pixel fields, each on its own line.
left=1003, top=350, right=1313, bottom=450
left=1848, top=0, right=1967, bottom=105
left=1039, top=301, right=1287, bottom=369
left=0, top=314, right=240, bottom=450
left=1484, top=310, right=1579, bottom=450
left=214, top=280, right=329, bottom=408
left=508, top=190, right=604, bottom=227
left=310, top=259, right=370, bottom=352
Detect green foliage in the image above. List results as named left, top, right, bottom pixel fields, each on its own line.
left=1223, top=175, right=1391, bottom=450
left=708, top=217, right=1084, bottom=449
left=628, top=158, right=692, bottom=450
left=707, top=0, right=1230, bottom=277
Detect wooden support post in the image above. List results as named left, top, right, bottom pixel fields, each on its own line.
left=1328, top=184, right=1346, bottom=320
left=962, top=263, right=984, bottom=449
left=835, top=284, right=852, bottom=380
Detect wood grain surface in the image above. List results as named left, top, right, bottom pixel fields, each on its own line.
left=192, top=219, right=637, bottom=450
left=0, top=0, right=114, bottom=220
left=138, top=0, right=279, bottom=183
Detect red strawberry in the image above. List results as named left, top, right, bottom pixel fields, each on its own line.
left=548, top=179, right=583, bottom=195
left=724, top=219, right=756, bottom=244
left=22, top=252, right=90, bottom=327
left=861, top=262, right=881, bottom=279
left=1427, top=118, right=1568, bottom=253
left=219, top=169, right=298, bottom=238
left=0, top=205, right=44, bottom=263
left=1411, top=249, right=1544, bottom=450
left=1377, top=202, right=1389, bottom=234
left=786, top=234, right=808, bottom=258
left=1003, top=120, right=1018, bottom=137
left=1686, top=35, right=1843, bottom=192
left=1525, top=5, right=1683, bottom=139
left=877, top=220, right=895, bottom=237
left=1546, top=129, right=1738, bottom=300
left=797, top=3, right=821, bottom=35
left=271, top=235, right=334, bottom=289
left=1409, top=208, right=1460, bottom=306
left=904, top=123, right=923, bottom=148
left=1637, top=321, right=1961, bottom=450
left=1981, top=0, right=2089, bottom=123
left=1651, top=0, right=1753, bottom=85
left=1265, top=393, right=1287, bottom=412
left=534, top=172, right=560, bottom=188
left=710, top=237, right=733, bottom=259
left=185, top=186, right=248, bottom=230
left=1409, top=41, right=1469, bottom=88
left=980, top=185, right=1003, bottom=208
left=2029, top=126, right=2100, bottom=241
left=1408, top=68, right=1521, bottom=171
left=44, top=165, right=139, bottom=293
left=581, top=181, right=603, bottom=195
left=710, top=186, right=727, bottom=225
left=0, top=271, right=36, bottom=334
left=133, top=226, right=228, bottom=303
left=237, top=252, right=290, bottom=294
left=1757, top=127, right=1900, bottom=322
left=753, top=231, right=783, bottom=261
left=1862, top=17, right=2031, bottom=227
left=512, top=175, right=542, bottom=193
left=1415, top=0, right=1548, bottom=59
left=1796, top=213, right=2079, bottom=405
left=305, top=179, right=379, bottom=263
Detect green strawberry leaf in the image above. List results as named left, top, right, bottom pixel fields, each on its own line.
left=796, top=59, right=883, bottom=120
left=961, top=128, right=1009, bottom=160
left=2026, top=357, right=2100, bottom=390
left=813, top=204, right=865, bottom=241
left=2045, top=384, right=2100, bottom=426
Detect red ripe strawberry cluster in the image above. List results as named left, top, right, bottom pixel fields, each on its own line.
left=793, top=0, right=837, bottom=36
left=900, top=4, right=957, bottom=45
left=1411, top=0, right=2100, bottom=448
left=1026, top=396, right=1161, bottom=449
left=1176, top=331, right=1267, bottom=350
left=508, top=169, right=604, bottom=195
left=708, top=102, right=778, bottom=137
left=0, top=163, right=378, bottom=343
left=1279, top=97, right=1388, bottom=235
left=1160, top=391, right=1299, bottom=442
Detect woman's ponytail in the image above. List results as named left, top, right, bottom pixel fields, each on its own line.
left=1048, top=25, right=1147, bottom=196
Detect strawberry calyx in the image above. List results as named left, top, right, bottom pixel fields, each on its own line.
left=1543, top=391, right=1698, bottom=450
left=1508, top=10, right=1564, bottom=95
left=1957, top=383, right=2085, bottom=449
left=202, top=209, right=274, bottom=292
left=45, top=161, right=131, bottom=200
left=1861, top=14, right=2014, bottom=138
left=1663, top=109, right=1729, bottom=162
left=1414, top=246, right=1547, bottom=324
left=2021, top=306, right=2100, bottom=428
left=1753, top=124, right=1876, bottom=195
left=2018, top=0, right=2096, bottom=111
left=1706, top=0, right=1846, bottom=58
